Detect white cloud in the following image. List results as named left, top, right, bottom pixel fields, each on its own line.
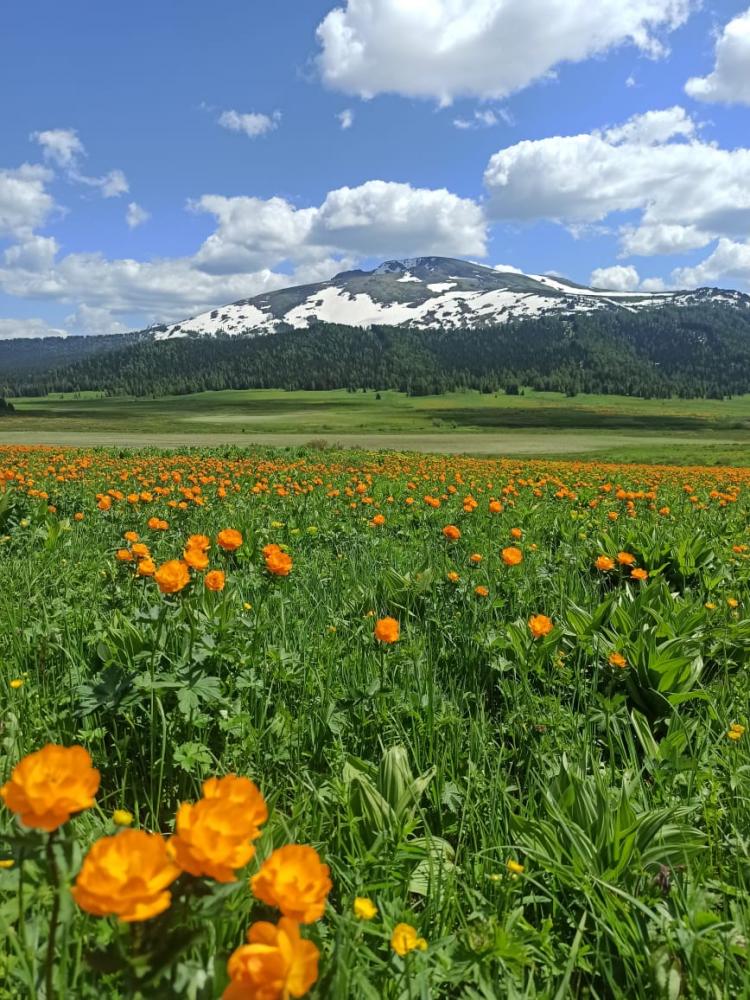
left=3, top=235, right=59, bottom=270
left=31, top=128, right=85, bottom=168
left=192, top=180, right=486, bottom=274
left=0, top=317, right=67, bottom=340
left=672, top=239, right=750, bottom=288
left=30, top=127, right=128, bottom=197
left=626, top=74, right=637, bottom=87
left=337, top=108, right=355, bottom=129
left=126, top=202, right=150, bottom=229
left=218, top=109, right=281, bottom=138
left=685, top=8, right=750, bottom=106
left=590, top=264, right=641, bottom=290
left=454, top=108, right=511, bottom=129
left=483, top=106, right=750, bottom=256
left=0, top=165, right=56, bottom=239
left=640, top=276, right=667, bottom=291
left=65, top=304, right=128, bottom=336
left=316, top=0, right=696, bottom=103
left=493, top=262, right=524, bottom=274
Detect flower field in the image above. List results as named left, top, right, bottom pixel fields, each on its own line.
left=1, top=444, right=750, bottom=998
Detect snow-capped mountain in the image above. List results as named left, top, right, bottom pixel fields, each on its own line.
left=154, top=257, right=750, bottom=340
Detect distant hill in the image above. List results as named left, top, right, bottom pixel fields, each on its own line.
left=2, top=257, right=750, bottom=401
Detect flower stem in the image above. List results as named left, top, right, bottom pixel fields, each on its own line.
left=45, top=833, right=60, bottom=1000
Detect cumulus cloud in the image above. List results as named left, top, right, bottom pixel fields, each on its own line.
left=337, top=108, right=354, bottom=129
left=30, top=127, right=128, bottom=197
left=218, top=109, right=281, bottom=138
left=685, top=8, right=750, bottom=105
left=0, top=317, right=67, bottom=340
left=126, top=202, right=150, bottom=229
left=672, top=239, right=750, bottom=288
left=483, top=106, right=750, bottom=256
left=0, top=166, right=55, bottom=239
left=65, top=304, right=128, bottom=336
left=590, top=265, right=641, bottom=290
left=493, top=263, right=524, bottom=274
left=316, top=0, right=696, bottom=103
left=192, top=180, right=486, bottom=274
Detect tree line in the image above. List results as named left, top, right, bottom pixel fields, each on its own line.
left=3, top=305, right=750, bottom=400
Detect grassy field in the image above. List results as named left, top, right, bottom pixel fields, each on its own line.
left=1, top=444, right=750, bottom=998
left=4, top=387, right=750, bottom=464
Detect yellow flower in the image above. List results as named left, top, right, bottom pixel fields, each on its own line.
left=9, top=679, right=23, bottom=689
left=0, top=859, right=14, bottom=869
left=353, top=897, right=378, bottom=920
left=506, top=859, right=525, bottom=875
left=113, top=809, right=134, bottom=827
left=391, top=923, right=427, bottom=956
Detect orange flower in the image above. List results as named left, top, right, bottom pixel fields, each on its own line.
left=154, top=559, right=190, bottom=594
left=528, top=614, right=553, bottom=639
left=184, top=546, right=210, bottom=570
left=501, top=546, right=523, bottom=566
left=170, top=775, right=268, bottom=882
left=370, top=514, right=386, bottom=526
left=474, top=585, right=489, bottom=597
left=617, top=551, right=636, bottom=566
left=374, top=616, right=400, bottom=644
left=251, top=845, right=332, bottom=923
left=137, top=558, right=156, bottom=577
left=223, top=918, right=319, bottom=1000
left=595, top=555, right=615, bottom=571
left=469, top=553, right=483, bottom=564
left=265, top=548, right=293, bottom=577
left=115, top=548, right=133, bottom=563
left=1, top=745, right=99, bottom=832
left=205, top=570, right=226, bottom=592
left=447, top=571, right=460, bottom=583
left=131, top=542, right=150, bottom=560
left=630, top=568, right=649, bottom=581
left=391, top=923, right=428, bottom=956
left=217, top=528, right=243, bottom=552
left=73, top=512, right=84, bottom=522
left=186, top=534, right=211, bottom=552
left=124, top=531, right=139, bottom=542
left=489, top=500, right=503, bottom=513
left=609, top=652, right=627, bottom=669
left=510, top=527, right=523, bottom=539
left=442, top=524, right=461, bottom=541
left=72, top=829, right=180, bottom=923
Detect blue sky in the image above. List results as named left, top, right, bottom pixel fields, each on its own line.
left=1, top=0, right=749, bottom=337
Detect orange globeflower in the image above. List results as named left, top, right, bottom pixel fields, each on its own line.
left=186, top=534, right=211, bottom=552
left=501, top=546, right=523, bottom=566
left=115, top=548, right=133, bottom=563
left=489, top=500, right=503, bottom=513
left=474, top=585, right=489, bottom=597
left=183, top=546, right=210, bottom=570
left=223, top=918, right=319, bottom=1000
left=124, top=531, right=139, bottom=543
left=595, top=555, right=615, bottom=572
left=137, top=558, right=156, bottom=577
left=374, top=616, right=400, bottom=644
left=469, top=553, right=483, bottom=564
left=442, top=525, right=461, bottom=541
left=72, top=829, right=180, bottom=923
left=609, top=652, right=627, bottom=669
left=370, top=514, right=386, bottom=527
left=131, top=543, right=150, bottom=561
left=528, top=614, right=554, bottom=639
left=217, top=529, right=243, bottom=552
left=617, top=552, right=636, bottom=566
left=154, top=559, right=191, bottom=594
left=205, top=570, right=226, bottom=592
left=391, top=923, right=428, bottom=956
left=630, top=568, right=649, bottom=581
left=251, top=845, right=332, bottom=924
left=447, top=571, right=460, bottom=583
left=510, top=527, right=523, bottom=539
left=1, top=744, right=100, bottom=832
left=265, top=548, right=293, bottom=577
left=73, top=512, right=84, bottom=522
left=170, top=775, right=268, bottom=883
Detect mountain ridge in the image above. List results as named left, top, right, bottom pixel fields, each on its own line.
left=153, top=256, right=750, bottom=341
